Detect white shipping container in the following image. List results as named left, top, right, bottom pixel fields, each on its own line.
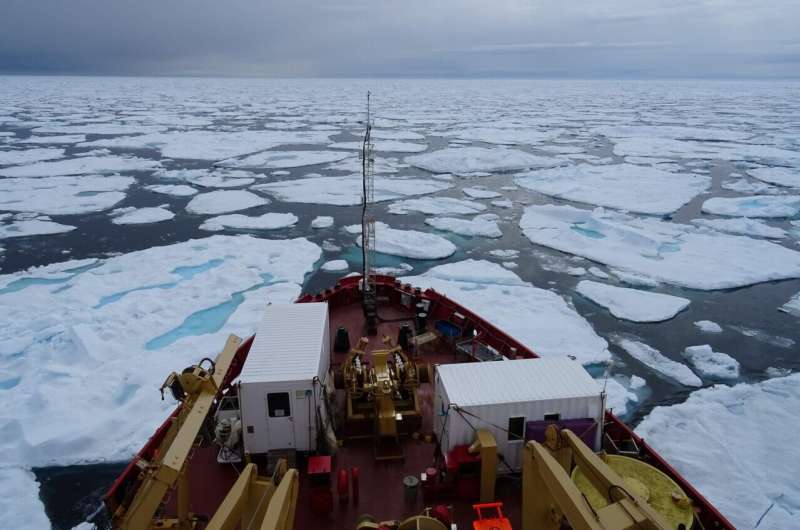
left=238, top=302, right=330, bottom=454
left=434, top=358, right=605, bottom=471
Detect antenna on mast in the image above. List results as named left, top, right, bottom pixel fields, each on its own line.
left=361, top=91, right=378, bottom=335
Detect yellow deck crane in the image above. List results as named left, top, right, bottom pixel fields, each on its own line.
left=112, top=334, right=299, bottom=530
left=521, top=426, right=684, bottom=530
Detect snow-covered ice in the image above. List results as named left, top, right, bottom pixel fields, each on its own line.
left=0, top=467, right=50, bottom=529
left=637, top=374, right=800, bottom=529
left=254, top=175, right=451, bottom=206
left=0, top=175, right=133, bottom=215
left=779, top=291, right=800, bottom=318
left=389, top=197, right=486, bottom=215
left=0, top=218, right=76, bottom=239
left=0, top=147, right=64, bottom=166
left=154, top=168, right=256, bottom=189
left=406, top=146, right=560, bottom=175
left=462, top=187, right=502, bottom=199
left=445, top=127, right=560, bottom=146
left=145, top=184, right=198, bottom=197
left=601, top=375, right=644, bottom=417
left=186, top=190, right=268, bottom=215
left=199, top=212, right=298, bottom=232
left=748, top=167, right=800, bottom=188
left=682, top=345, right=740, bottom=379
left=426, top=214, right=502, bottom=238
left=692, top=217, right=786, bottom=239
left=218, top=150, right=352, bottom=169
left=0, top=155, right=160, bottom=177
left=311, top=216, right=334, bottom=229
left=352, top=222, right=456, bottom=260
left=613, top=337, right=702, bottom=387
left=515, top=164, right=710, bottom=215
left=488, top=249, right=519, bottom=259
left=111, top=206, right=175, bottom=225
left=576, top=281, right=690, bottom=322
left=519, top=204, right=800, bottom=290
left=20, top=134, right=86, bottom=145
left=702, top=195, right=800, bottom=218
left=694, top=320, right=723, bottom=333
left=321, top=259, right=349, bottom=272
left=401, top=260, right=610, bottom=365
left=587, top=267, right=610, bottom=279
left=330, top=140, right=427, bottom=153
left=491, top=199, right=513, bottom=208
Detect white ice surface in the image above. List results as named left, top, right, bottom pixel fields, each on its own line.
left=488, top=249, right=519, bottom=259
left=218, top=150, right=352, bottom=169
left=779, top=291, right=800, bottom=318
left=601, top=376, right=643, bottom=417
left=694, top=320, right=723, bottom=333
left=426, top=214, right=502, bottom=238
left=311, top=216, right=334, bottom=229
left=145, top=184, right=198, bottom=197
left=406, top=146, right=560, bottom=175
left=0, top=175, right=133, bottom=215
left=329, top=140, right=427, bottom=153
left=389, top=197, right=486, bottom=215
left=0, top=235, right=320, bottom=472
left=692, top=217, right=786, bottom=239
left=34, top=123, right=166, bottom=135
left=254, top=175, right=451, bottom=206
left=111, top=206, right=175, bottom=225
left=636, top=374, right=800, bottom=529
left=199, top=212, right=298, bottom=232
left=0, top=147, right=64, bottom=166
left=0, top=219, right=76, bottom=239
left=20, top=135, right=87, bottom=145
left=682, top=345, right=740, bottom=379
left=748, top=167, right=800, bottom=188
left=0, top=155, right=160, bottom=177
left=588, top=267, right=610, bottom=279
left=0, top=467, right=49, bottom=529
left=353, top=222, right=456, bottom=260
left=576, top=281, right=690, bottom=322
left=519, top=204, right=800, bottom=290
left=401, top=260, right=610, bottom=365
left=446, top=127, right=560, bottom=146
left=515, top=163, right=710, bottom=215
left=321, top=259, right=349, bottom=272
left=154, top=168, right=256, bottom=189
left=613, top=337, right=702, bottom=387
left=186, top=190, right=268, bottom=215
left=492, top=199, right=513, bottom=208
left=702, top=195, right=800, bottom=218
left=462, top=187, right=502, bottom=199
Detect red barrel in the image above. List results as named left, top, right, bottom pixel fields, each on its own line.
left=337, top=468, right=349, bottom=504
left=351, top=466, right=360, bottom=505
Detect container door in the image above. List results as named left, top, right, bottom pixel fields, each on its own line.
left=265, top=392, right=295, bottom=449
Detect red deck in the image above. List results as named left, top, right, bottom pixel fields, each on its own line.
left=106, top=275, right=735, bottom=530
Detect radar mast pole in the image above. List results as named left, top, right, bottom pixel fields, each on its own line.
left=361, top=91, right=377, bottom=334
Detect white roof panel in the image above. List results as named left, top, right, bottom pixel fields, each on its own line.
left=239, top=302, right=328, bottom=384
left=437, top=358, right=600, bottom=407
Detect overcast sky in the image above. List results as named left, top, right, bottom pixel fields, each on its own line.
left=1, top=0, right=798, bottom=78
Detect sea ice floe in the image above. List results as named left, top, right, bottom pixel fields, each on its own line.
left=426, top=214, right=503, bottom=238
left=406, top=146, right=560, bottom=175
left=0, top=235, right=320, bottom=476
left=492, top=199, right=513, bottom=208
left=199, top=212, right=298, bottom=232
left=701, top=195, right=800, bottom=218
left=321, top=259, right=349, bottom=272
left=0, top=147, right=65, bottom=165
left=595, top=124, right=752, bottom=143
left=780, top=291, right=800, bottom=318
left=186, top=190, right=268, bottom=215
left=217, top=150, right=352, bottom=169
left=721, top=178, right=779, bottom=195
left=0, top=468, right=50, bottom=529
left=636, top=374, right=800, bottom=529
left=145, top=184, right=198, bottom=197
left=613, top=336, right=702, bottom=387
left=694, top=320, right=723, bottom=333
left=600, top=374, right=646, bottom=417
left=20, top=135, right=87, bottom=145
left=445, top=127, right=561, bottom=146
left=374, top=263, right=414, bottom=275
left=352, top=222, right=456, bottom=260
left=111, top=206, right=175, bottom=225
left=747, top=167, right=800, bottom=188
left=519, top=204, right=800, bottom=290
left=682, top=345, right=740, bottom=379
left=80, top=129, right=333, bottom=161
left=254, top=176, right=451, bottom=206
left=691, top=217, right=786, bottom=239
left=587, top=267, right=610, bottom=279
left=0, top=218, right=76, bottom=239
left=329, top=140, right=427, bottom=153
left=576, top=281, right=690, bottom=323
left=389, top=197, right=486, bottom=215
left=515, top=163, right=710, bottom=215
left=0, top=155, right=160, bottom=177
left=401, top=259, right=610, bottom=365
left=311, top=216, right=334, bottom=229
left=0, top=175, right=134, bottom=215
left=730, top=325, right=795, bottom=348
left=488, top=249, right=519, bottom=259
left=154, top=168, right=257, bottom=189
left=371, top=129, right=425, bottom=141
left=462, top=187, right=502, bottom=199
left=33, top=123, right=166, bottom=135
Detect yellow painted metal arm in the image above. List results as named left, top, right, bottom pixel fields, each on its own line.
left=261, top=469, right=299, bottom=530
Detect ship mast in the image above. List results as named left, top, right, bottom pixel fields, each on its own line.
left=361, top=91, right=378, bottom=334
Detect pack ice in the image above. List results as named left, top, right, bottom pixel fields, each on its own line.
left=515, top=164, right=710, bottom=215
left=426, top=214, right=503, bottom=238
left=636, top=374, right=800, bottom=529
left=401, top=260, right=610, bottom=365
left=0, top=236, right=321, bottom=523
left=406, top=146, right=559, bottom=175
left=0, top=155, right=160, bottom=177
left=702, top=195, right=800, bottom=218
left=613, top=337, right=702, bottom=387
left=519, top=204, right=800, bottom=289
left=351, top=222, right=456, bottom=260
left=0, top=175, right=134, bottom=215
left=576, top=281, right=690, bottom=322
